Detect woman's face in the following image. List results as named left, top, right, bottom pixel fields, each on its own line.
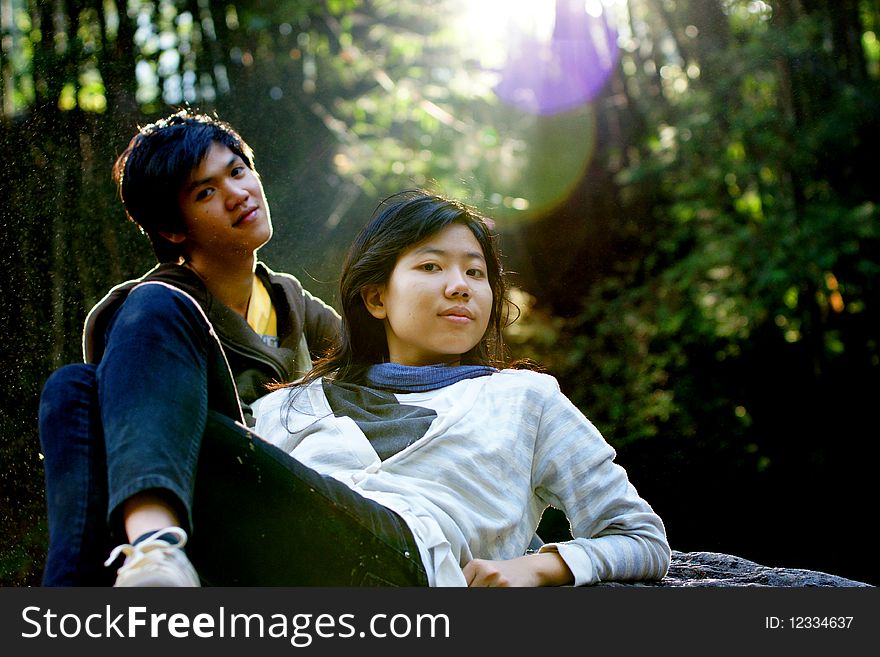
left=363, top=223, right=493, bottom=367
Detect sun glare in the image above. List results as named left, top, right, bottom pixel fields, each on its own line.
left=454, top=0, right=620, bottom=68
left=446, top=0, right=625, bottom=220
left=453, top=0, right=621, bottom=115
left=454, top=0, right=558, bottom=70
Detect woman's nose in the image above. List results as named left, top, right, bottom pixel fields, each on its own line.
left=446, top=271, right=471, bottom=297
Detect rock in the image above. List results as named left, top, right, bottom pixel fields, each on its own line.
left=599, top=550, right=873, bottom=587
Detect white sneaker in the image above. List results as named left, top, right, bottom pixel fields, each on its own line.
left=105, top=527, right=201, bottom=587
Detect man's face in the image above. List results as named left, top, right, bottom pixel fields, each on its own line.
left=174, top=142, right=272, bottom=264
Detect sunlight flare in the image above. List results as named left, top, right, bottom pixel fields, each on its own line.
left=455, top=0, right=620, bottom=115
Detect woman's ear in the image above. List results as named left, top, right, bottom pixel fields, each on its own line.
left=361, top=285, right=387, bottom=320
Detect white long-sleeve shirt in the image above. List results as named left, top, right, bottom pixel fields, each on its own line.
left=252, top=368, right=670, bottom=586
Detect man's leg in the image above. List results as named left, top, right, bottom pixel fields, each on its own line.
left=40, top=283, right=239, bottom=586
left=98, top=283, right=229, bottom=539
left=39, top=364, right=115, bottom=586
left=70, top=283, right=421, bottom=586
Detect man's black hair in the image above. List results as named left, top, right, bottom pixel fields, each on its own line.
left=112, top=110, right=256, bottom=262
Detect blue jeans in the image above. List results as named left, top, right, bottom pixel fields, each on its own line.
left=39, top=284, right=427, bottom=586
left=39, top=363, right=114, bottom=585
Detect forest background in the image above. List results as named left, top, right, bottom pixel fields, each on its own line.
left=1, top=0, right=877, bottom=587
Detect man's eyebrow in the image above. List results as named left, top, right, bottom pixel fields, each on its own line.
left=184, top=155, right=240, bottom=193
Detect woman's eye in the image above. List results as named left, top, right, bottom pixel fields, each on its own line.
left=195, top=188, right=213, bottom=201
left=232, top=166, right=245, bottom=177
left=467, top=268, right=484, bottom=278
left=421, top=263, right=440, bottom=272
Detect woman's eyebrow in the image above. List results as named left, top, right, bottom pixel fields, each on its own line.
left=411, top=246, right=486, bottom=261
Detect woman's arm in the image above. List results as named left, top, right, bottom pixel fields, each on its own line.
left=530, top=376, right=671, bottom=585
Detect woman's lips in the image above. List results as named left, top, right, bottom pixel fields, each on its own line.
left=439, top=306, right=474, bottom=323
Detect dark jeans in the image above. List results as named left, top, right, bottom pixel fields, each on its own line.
left=191, top=412, right=427, bottom=586
left=39, top=363, right=114, bottom=585
left=39, top=283, right=427, bottom=586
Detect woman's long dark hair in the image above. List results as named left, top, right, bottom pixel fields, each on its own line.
left=296, top=189, right=514, bottom=386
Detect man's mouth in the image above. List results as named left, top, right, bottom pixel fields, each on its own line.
left=233, top=207, right=258, bottom=227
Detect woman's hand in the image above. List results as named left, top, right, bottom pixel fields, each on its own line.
left=463, top=552, right=574, bottom=587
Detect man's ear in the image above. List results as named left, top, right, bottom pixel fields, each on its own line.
left=361, top=285, right=387, bottom=320
left=158, top=230, right=187, bottom=245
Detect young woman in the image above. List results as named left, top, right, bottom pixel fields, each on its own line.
left=106, top=188, right=670, bottom=587
left=246, top=189, right=670, bottom=587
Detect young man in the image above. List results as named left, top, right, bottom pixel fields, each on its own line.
left=38, top=111, right=340, bottom=586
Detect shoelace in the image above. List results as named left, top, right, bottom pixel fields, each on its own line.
left=104, top=526, right=189, bottom=568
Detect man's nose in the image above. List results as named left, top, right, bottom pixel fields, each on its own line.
left=225, top=182, right=248, bottom=208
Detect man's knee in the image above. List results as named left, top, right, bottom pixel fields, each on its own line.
left=39, top=364, right=97, bottom=426
left=39, top=363, right=100, bottom=463
left=102, top=284, right=213, bottom=365
left=112, top=284, right=206, bottom=335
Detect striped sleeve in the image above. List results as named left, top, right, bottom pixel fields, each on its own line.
left=530, top=378, right=670, bottom=585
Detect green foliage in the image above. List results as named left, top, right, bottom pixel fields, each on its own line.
left=553, top=2, right=880, bottom=495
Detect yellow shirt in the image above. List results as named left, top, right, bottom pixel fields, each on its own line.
left=246, top=276, right=278, bottom=348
